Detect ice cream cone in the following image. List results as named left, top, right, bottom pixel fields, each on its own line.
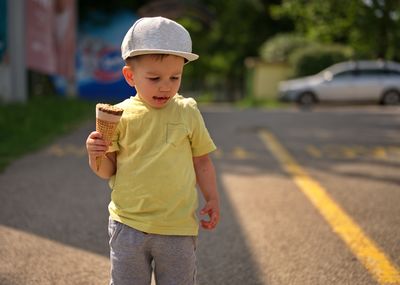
left=95, top=104, right=124, bottom=171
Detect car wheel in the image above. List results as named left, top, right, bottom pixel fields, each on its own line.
left=297, top=92, right=317, bottom=106
left=381, top=90, right=400, bottom=105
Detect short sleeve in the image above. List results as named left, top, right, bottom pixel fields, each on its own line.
left=188, top=100, right=216, bottom=157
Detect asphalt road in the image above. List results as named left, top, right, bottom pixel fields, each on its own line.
left=0, top=105, right=399, bottom=285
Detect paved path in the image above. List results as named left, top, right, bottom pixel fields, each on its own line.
left=0, top=118, right=257, bottom=285
left=1, top=105, right=399, bottom=285
left=0, top=121, right=111, bottom=284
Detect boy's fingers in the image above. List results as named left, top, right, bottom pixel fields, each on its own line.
left=200, top=205, right=211, bottom=215
left=91, top=141, right=106, bottom=147
left=89, top=132, right=105, bottom=141
left=90, top=131, right=103, bottom=138
left=200, top=201, right=220, bottom=230
left=87, top=137, right=107, bottom=146
left=210, top=213, right=219, bottom=227
left=201, top=219, right=216, bottom=230
left=211, top=212, right=219, bottom=223
left=200, top=209, right=219, bottom=230
left=200, top=220, right=211, bottom=229
left=87, top=141, right=107, bottom=150
left=90, top=145, right=108, bottom=152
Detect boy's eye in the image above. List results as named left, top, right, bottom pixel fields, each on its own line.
left=147, top=76, right=180, bottom=81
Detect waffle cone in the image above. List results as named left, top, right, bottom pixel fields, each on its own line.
left=95, top=118, right=119, bottom=170
left=95, top=103, right=123, bottom=171
left=96, top=118, right=118, bottom=145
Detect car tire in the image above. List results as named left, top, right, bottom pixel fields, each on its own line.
left=380, top=90, right=400, bottom=105
left=297, top=92, right=317, bottom=106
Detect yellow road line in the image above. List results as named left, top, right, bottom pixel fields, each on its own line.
left=233, top=147, right=252, bottom=159
left=373, top=147, right=388, bottom=160
left=259, top=129, right=400, bottom=285
left=306, top=145, right=322, bottom=158
left=341, top=146, right=358, bottom=159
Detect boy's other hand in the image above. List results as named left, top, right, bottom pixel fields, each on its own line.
left=86, top=131, right=108, bottom=158
left=200, top=199, right=219, bottom=230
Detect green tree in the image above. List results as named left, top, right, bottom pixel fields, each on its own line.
left=259, top=33, right=311, bottom=63
left=180, top=0, right=292, bottom=101
left=289, top=44, right=353, bottom=76
left=271, top=0, right=400, bottom=60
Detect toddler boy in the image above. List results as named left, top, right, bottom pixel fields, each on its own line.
left=86, top=16, right=219, bottom=285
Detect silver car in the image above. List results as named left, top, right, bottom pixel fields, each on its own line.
left=278, top=60, right=400, bottom=105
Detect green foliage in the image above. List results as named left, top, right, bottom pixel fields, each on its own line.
left=258, top=32, right=354, bottom=77
left=259, top=33, right=310, bottom=63
left=271, top=1, right=356, bottom=43
left=271, top=0, right=400, bottom=60
left=178, top=0, right=292, bottom=100
left=0, top=97, right=95, bottom=172
left=289, top=44, right=353, bottom=77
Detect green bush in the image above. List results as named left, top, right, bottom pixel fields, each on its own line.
left=259, top=33, right=311, bottom=63
left=290, top=44, right=353, bottom=77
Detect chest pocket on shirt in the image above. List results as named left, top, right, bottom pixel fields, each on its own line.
left=166, top=123, right=188, bottom=147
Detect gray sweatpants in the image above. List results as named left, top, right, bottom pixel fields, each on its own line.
left=108, top=218, right=197, bottom=285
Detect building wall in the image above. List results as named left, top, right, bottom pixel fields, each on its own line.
left=246, top=59, right=292, bottom=99
left=253, top=61, right=292, bottom=99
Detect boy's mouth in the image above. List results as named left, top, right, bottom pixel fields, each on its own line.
left=153, top=96, right=170, bottom=103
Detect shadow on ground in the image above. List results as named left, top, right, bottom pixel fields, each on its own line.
left=0, top=120, right=265, bottom=285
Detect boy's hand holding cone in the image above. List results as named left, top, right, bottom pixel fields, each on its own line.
left=95, top=103, right=124, bottom=171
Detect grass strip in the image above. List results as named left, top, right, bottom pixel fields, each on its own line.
left=0, top=96, right=95, bottom=172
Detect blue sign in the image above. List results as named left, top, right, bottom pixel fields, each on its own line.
left=76, top=10, right=137, bottom=101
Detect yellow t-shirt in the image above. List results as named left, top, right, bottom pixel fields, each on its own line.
left=107, top=94, right=216, bottom=236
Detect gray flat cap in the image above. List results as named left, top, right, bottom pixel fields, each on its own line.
left=121, top=16, right=199, bottom=62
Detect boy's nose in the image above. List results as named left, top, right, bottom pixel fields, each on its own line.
left=159, top=86, right=171, bottom=92
left=159, top=82, right=172, bottom=92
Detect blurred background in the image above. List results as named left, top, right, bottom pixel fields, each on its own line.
left=1, top=2, right=400, bottom=284
left=1, top=0, right=400, bottom=104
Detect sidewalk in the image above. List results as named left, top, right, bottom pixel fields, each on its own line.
left=0, top=117, right=171, bottom=285
left=0, top=121, right=112, bottom=284
left=0, top=111, right=264, bottom=285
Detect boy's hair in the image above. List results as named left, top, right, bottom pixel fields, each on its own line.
left=121, top=17, right=198, bottom=63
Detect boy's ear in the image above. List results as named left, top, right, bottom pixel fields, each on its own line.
left=122, top=66, right=135, bottom=87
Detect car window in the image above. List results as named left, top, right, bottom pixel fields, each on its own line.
left=357, top=69, right=386, bottom=76
left=333, top=70, right=354, bottom=79
left=387, top=69, right=400, bottom=76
